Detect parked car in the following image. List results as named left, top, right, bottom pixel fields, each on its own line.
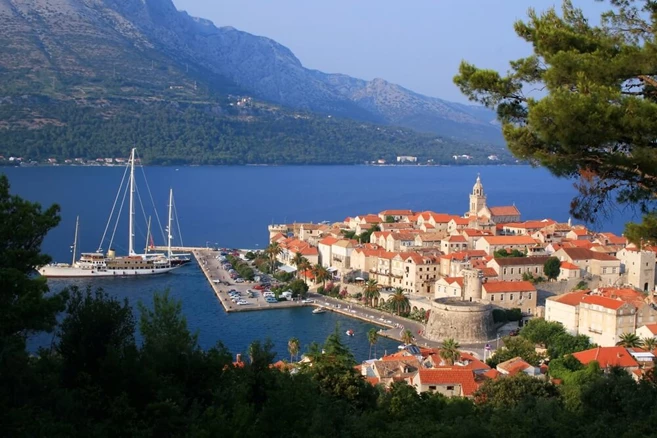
left=265, top=297, right=278, bottom=304
left=235, top=278, right=244, bottom=283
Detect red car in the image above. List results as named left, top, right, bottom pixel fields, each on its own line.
left=253, top=284, right=265, bottom=290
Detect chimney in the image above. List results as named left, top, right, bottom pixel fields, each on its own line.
left=236, top=353, right=242, bottom=363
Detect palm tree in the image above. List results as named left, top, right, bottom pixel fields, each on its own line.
left=401, top=329, right=414, bottom=346
left=312, top=264, right=331, bottom=287
left=265, top=242, right=282, bottom=272
left=298, top=258, right=312, bottom=282
left=288, top=337, right=300, bottom=362
left=291, top=252, right=306, bottom=279
left=616, top=332, right=642, bottom=348
left=642, top=337, right=657, bottom=351
left=367, top=328, right=379, bottom=360
left=362, top=279, right=379, bottom=307
left=440, top=338, right=461, bottom=366
left=388, top=287, right=410, bottom=316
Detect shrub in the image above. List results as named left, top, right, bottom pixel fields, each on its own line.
left=493, top=309, right=508, bottom=323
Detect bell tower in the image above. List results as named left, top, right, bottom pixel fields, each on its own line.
left=469, top=174, right=486, bottom=217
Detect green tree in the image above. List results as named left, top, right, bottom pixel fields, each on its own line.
left=440, top=338, right=461, bottom=365
left=264, top=242, right=282, bottom=272
left=367, top=328, right=379, bottom=360
left=288, top=337, right=300, bottom=362
left=401, top=329, right=414, bottom=346
left=385, top=215, right=395, bottom=223
left=0, top=174, right=67, bottom=342
left=474, top=373, right=561, bottom=409
left=520, top=319, right=566, bottom=347
left=388, top=287, right=410, bottom=316
left=642, top=337, right=657, bottom=351
left=312, top=264, right=331, bottom=287
left=291, top=252, right=306, bottom=279
left=453, top=0, right=657, bottom=242
left=362, top=279, right=380, bottom=307
left=544, top=257, right=561, bottom=281
left=616, top=332, right=642, bottom=348
left=487, top=336, right=543, bottom=368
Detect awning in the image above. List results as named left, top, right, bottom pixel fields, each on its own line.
left=278, top=265, right=297, bottom=273
left=327, top=267, right=338, bottom=272
left=355, top=277, right=364, bottom=281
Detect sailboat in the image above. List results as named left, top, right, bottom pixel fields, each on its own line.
left=39, top=149, right=179, bottom=278
left=164, top=188, right=191, bottom=267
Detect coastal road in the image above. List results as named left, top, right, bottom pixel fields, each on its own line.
left=307, top=292, right=515, bottom=360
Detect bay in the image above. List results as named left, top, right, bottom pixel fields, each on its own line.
left=2, top=164, right=636, bottom=361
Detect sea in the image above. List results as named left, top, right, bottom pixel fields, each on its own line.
left=2, top=164, right=637, bottom=361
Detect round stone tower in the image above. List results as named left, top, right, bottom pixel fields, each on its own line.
left=425, top=299, right=495, bottom=344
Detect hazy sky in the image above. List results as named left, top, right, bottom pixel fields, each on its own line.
left=172, top=0, right=609, bottom=103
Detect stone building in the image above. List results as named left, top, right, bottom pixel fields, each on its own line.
left=486, top=256, right=551, bottom=281
left=617, top=247, right=656, bottom=293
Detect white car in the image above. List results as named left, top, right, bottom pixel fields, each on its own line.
left=263, top=291, right=275, bottom=298
left=302, top=299, right=314, bottom=303
left=237, top=300, right=248, bottom=305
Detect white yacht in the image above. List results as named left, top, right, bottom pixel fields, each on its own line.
left=39, top=149, right=178, bottom=278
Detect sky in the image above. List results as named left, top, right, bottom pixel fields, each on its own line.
left=172, top=0, right=610, bottom=103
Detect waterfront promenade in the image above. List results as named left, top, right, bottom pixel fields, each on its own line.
left=187, top=248, right=508, bottom=358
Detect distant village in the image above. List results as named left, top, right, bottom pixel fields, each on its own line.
left=0, top=156, right=138, bottom=166
left=266, top=175, right=657, bottom=397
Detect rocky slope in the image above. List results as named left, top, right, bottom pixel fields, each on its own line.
left=0, top=0, right=502, bottom=145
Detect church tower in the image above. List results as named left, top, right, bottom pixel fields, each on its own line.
left=469, top=174, right=486, bottom=217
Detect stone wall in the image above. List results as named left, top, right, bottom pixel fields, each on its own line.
left=424, top=298, right=495, bottom=343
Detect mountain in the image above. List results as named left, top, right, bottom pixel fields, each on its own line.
left=0, top=0, right=506, bottom=163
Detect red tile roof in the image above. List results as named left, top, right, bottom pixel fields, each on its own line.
left=497, top=357, right=533, bottom=375
left=482, top=281, right=536, bottom=294
left=560, top=247, right=618, bottom=261
left=489, top=205, right=521, bottom=216
left=560, top=261, right=580, bottom=270
left=642, top=323, right=657, bottom=335
left=417, top=369, right=478, bottom=396
left=319, top=236, right=339, bottom=246
left=581, top=295, right=626, bottom=310
left=597, top=287, right=647, bottom=309
left=379, top=209, right=414, bottom=216
left=553, top=290, right=589, bottom=307
left=482, top=369, right=500, bottom=379
left=450, top=217, right=470, bottom=226
left=572, top=346, right=639, bottom=368
left=481, top=267, right=499, bottom=278
left=444, top=235, right=467, bottom=243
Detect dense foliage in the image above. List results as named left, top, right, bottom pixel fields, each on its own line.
left=453, top=0, right=657, bottom=244
left=4, top=176, right=657, bottom=437
left=0, top=98, right=510, bottom=165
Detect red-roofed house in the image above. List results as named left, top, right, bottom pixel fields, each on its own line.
left=496, top=357, right=542, bottom=378
left=545, top=290, right=589, bottom=335
left=572, top=346, right=639, bottom=371
left=566, top=227, right=594, bottom=241
left=318, top=236, right=339, bottom=267
left=558, top=261, right=581, bottom=280
left=486, top=256, right=551, bottom=281
left=413, top=368, right=479, bottom=397
left=435, top=276, right=464, bottom=299
left=441, top=234, right=468, bottom=254
left=481, top=281, right=537, bottom=315
left=553, top=247, right=621, bottom=285
left=579, top=294, right=637, bottom=346
left=475, top=235, right=539, bottom=256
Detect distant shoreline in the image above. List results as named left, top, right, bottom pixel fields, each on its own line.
left=0, top=162, right=521, bottom=168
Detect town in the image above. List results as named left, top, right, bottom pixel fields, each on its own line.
left=261, top=175, right=657, bottom=398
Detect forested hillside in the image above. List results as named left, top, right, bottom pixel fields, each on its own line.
left=0, top=97, right=510, bottom=165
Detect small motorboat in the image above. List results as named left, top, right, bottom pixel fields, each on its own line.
left=346, top=329, right=354, bottom=337
left=312, top=307, right=326, bottom=314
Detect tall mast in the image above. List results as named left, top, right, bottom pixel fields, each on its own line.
left=128, top=148, right=136, bottom=256
left=167, top=188, right=173, bottom=259
left=71, top=215, right=79, bottom=265
left=145, top=216, right=151, bottom=254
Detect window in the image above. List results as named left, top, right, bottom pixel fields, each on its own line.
left=528, top=293, right=532, bottom=299
left=503, top=268, right=507, bottom=275
left=429, top=385, right=437, bottom=390
left=511, top=268, right=514, bottom=274
left=500, top=294, right=504, bottom=301
left=446, top=386, right=455, bottom=390
left=510, top=294, right=514, bottom=300
left=491, top=295, right=495, bottom=301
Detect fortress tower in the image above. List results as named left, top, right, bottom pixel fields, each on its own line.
left=462, top=268, right=483, bottom=302
left=468, top=174, right=487, bottom=218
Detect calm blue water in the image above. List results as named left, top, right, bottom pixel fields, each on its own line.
left=2, top=165, right=636, bottom=360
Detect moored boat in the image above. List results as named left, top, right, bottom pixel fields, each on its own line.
left=39, top=149, right=179, bottom=278
left=346, top=329, right=355, bottom=336
left=312, top=307, right=326, bottom=314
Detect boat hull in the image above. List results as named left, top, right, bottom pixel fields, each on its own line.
left=39, top=265, right=178, bottom=278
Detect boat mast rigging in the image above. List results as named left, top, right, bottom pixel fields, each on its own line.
left=128, top=148, right=136, bottom=256
left=71, top=215, right=79, bottom=265
left=167, top=188, right=173, bottom=260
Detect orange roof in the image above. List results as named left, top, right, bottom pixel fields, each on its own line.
left=553, top=290, right=589, bottom=307
left=362, top=215, right=381, bottom=223
left=560, top=261, right=580, bottom=270
left=572, top=346, right=639, bottom=368
left=497, top=357, right=533, bottom=375
left=597, top=287, right=647, bottom=309
left=482, top=281, right=536, bottom=293
left=560, top=248, right=618, bottom=261
left=480, top=267, right=499, bottom=278
left=482, top=369, right=500, bottom=379
left=366, top=376, right=381, bottom=385
left=444, top=235, right=467, bottom=243
left=450, top=217, right=470, bottom=226
left=319, top=236, right=339, bottom=246
left=417, top=369, right=478, bottom=396
left=483, top=236, right=537, bottom=245
left=503, top=220, right=556, bottom=229
left=380, top=209, right=413, bottom=216
left=581, top=295, right=626, bottom=310
left=439, top=277, right=465, bottom=288
left=562, top=240, right=594, bottom=249
left=461, top=228, right=489, bottom=237
left=598, top=233, right=627, bottom=245
left=570, top=228, right=590, bottom=236
left=299, top=247, right=318, bottom=256
left=489, top=205, right=521, bottom=216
